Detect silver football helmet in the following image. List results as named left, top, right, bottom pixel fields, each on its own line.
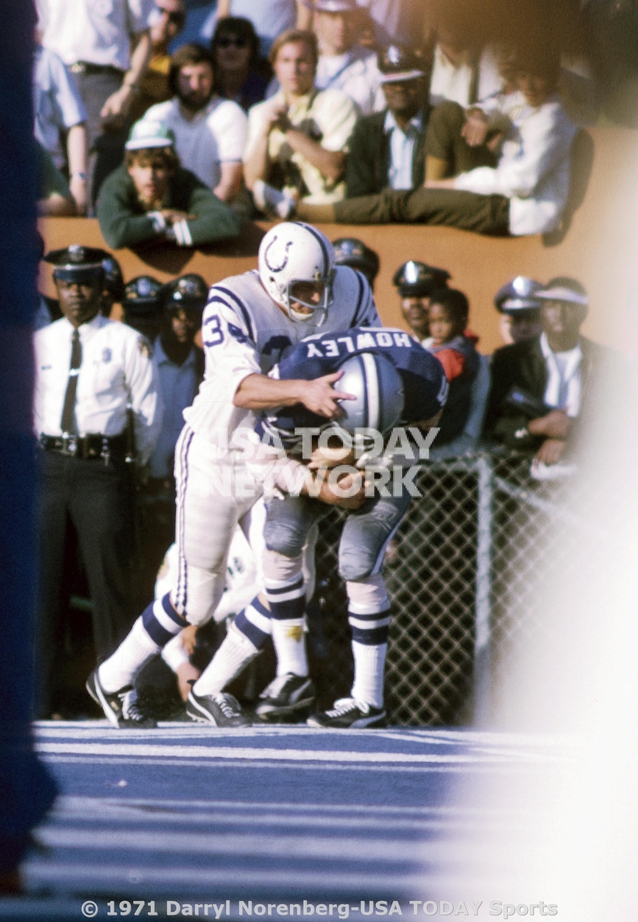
left=335, top=353, right=404, bottom=441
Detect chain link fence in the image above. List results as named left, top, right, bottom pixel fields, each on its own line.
left=309, top=449, right=586, bottom=727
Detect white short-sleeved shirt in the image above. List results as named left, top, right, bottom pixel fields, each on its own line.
left=429, top=44, right=501, bottom=108
left=34, top=45, right=87, bottom=170
left=34, top=313, right=162, bottom=463
left=356, top=0, right=428, bottom=46
left=315, top=46, right=383, bottom=117
left=244, top=88, right=358, bottom=203
left=35, top=0, right=156, bottom=71
left=453, top=90, right=578, bottom=235
left=143, top=96, right=248, bottom=192
left=183, top=266, right=380, bottom=450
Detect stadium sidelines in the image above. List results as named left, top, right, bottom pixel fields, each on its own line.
left=0, top=722, right=577, bottom=922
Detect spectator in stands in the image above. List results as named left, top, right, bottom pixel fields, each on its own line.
left=34, top=42, right=88, bottom=214
left=296, top=44, right=578, bottom=236
left=128, top=0, right=187, bottom=123
left=332, top=237, right=380, bottom=289
left=121, top=275, right=164, bottom=342
left=424, top=288, right=480, bottom=446
left=424, top=41, right=520, bottom=184
left=427, top=0, right=501, bottom=108
left=356, top=0, right=429, bottom=49
left=313, top=0, right=382, bottom=117
left=393, top=260, right=450, bottom=342
left=36, top=143, right=77, bottom=217
left=210, top=17, right=269, bottom=112
left=97, top=120, right=242, bottom=250
left=494, top=276, right=543, bottom=345
left=35, top=0, right=156, bottom=209
left=141, top=44, right=247, bottom=206
left=215, top=0, right=312, bottom=58
left=243, top=29, right=358, bottom=218
left=484, top=277, right=612, bottom=471
left=345, top=44, right=429, bottom=198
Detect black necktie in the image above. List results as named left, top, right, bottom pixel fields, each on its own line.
left=60, top=329, right=82, bottom=434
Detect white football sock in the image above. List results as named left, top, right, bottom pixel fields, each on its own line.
left=271, top=617, right=308, bottom=677
left=351, top=641, right=387, bottom=710
left=98, top=616, right=160, bottom=693
left=192, top=622, right=260, bottom=697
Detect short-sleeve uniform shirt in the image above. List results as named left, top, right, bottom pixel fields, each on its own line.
left=34, top=45, right=88, bottom=170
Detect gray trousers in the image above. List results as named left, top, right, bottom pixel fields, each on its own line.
left=265, top=489, right=412, bottom=584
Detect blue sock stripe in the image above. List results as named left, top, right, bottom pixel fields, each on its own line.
left=350, top=624, right=390, bottom=646
left=268, top=594, right=306, bottom=621
left=265, top=577, right=304, bottom=596
left=348, top=608, right=391, bottom=621
left=250, top=596, right=271, bottom=619
left=161, top=592, right=184, bottom=627
left=235, top=610, right=269, bottom=650
left=142, top=602, right=176, bottom=648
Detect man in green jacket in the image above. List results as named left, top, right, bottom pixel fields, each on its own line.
left=97, top=120, right=242, bottom=249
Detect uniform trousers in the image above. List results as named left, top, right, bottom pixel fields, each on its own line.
left=36, top=450, right=135, bottom=716
left=265, top=487, right=412, bottom=583
left=172, top=425, right=264, bottom=626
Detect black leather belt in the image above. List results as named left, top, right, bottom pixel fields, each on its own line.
left=69, top=62, right=123, bottom=77
left=39, top=433, right=128, bottom=462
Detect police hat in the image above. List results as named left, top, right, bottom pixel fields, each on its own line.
left=101, top=254, right=125, bottom=301
left=122, top=276, right=163, bottom=314
left=162, top=274, right=208, bottom=311
left=332, top=238, right=380, bottom=282
left=494, top=276, right=542, bottom=314
left=378, top=45, right=426, bottom=83
left=312, top=0, right=359, bottom=11
left=44, top=244, right=109, bottom=283
left=535, top=277, right=589, bottom=307
left=393, top=260, right=450, bottom=297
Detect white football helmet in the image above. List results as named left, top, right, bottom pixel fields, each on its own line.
left=258, top=222, right=335, bottom=324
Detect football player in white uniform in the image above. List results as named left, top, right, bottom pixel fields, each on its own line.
left=87, top=222, right=380, bottom=728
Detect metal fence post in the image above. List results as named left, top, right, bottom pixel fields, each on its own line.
left=473, top=453, right=494, bottom=726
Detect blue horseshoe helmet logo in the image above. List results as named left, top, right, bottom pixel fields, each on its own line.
left=264, top=236, right=293, bottom=273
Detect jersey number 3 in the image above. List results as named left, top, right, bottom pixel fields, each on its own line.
left=203, top=315, right=224, bottom=347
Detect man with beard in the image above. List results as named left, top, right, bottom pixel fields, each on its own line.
left=97, top=119, right=241, bottom=249
left=142, top=43, right=247, bottom=205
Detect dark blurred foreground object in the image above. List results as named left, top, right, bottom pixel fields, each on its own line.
left=0, top=1, right=58, bottom=893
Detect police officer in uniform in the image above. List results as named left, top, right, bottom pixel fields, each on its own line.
left=392, top=259, right=450, bottom=342
left=332, top=237, right=380, bottom=289
left=34, top=245, right=162, bottom=718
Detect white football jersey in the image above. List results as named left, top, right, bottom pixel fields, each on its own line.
left=183, top=266, right=380, bottom=449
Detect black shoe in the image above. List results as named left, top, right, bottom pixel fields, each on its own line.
left=86, top=669, right=157, bottom=729
left=254, top=673, right=315, bottom=722
left=186, top=690, right=251, bottom=728
left=307, top=697, right=387, bottom=729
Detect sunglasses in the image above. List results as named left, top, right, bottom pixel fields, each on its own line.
left=216, top=36, right=249, bottom=49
